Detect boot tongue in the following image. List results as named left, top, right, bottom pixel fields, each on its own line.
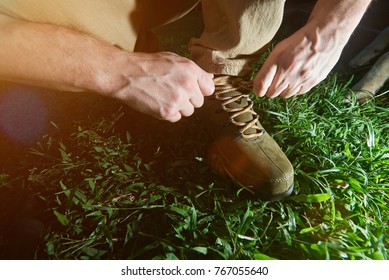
left=219, top=90, right=260, bottom=136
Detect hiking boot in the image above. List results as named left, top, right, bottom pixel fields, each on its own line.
left=198, top=76, right=294, bottom=200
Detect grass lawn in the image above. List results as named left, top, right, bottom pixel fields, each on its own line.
left=0, top=8, right=388, bottom=260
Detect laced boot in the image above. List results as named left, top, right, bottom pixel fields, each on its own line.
left=198, top=75, right=294, bottom=200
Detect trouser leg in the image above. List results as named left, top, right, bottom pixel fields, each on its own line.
left=135, top=0, right=200, bottom=52
left=190, top=0, right=286, bottom=76
left=0, top=0, right=199, bottom=52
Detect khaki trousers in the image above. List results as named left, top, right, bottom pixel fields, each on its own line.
left=0, top=0, right=285, bottom=76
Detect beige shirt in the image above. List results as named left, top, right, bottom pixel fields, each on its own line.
left=0, top=0, right=285, bottom=76
left=0, top=0, right=139, bottom=51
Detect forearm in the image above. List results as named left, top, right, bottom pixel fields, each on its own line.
left=306, top=0, right=372, bottom=47
left=0, top=14, right=124, bottom=94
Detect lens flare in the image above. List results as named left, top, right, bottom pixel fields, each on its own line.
left=0, top=86, right=47, bottom=145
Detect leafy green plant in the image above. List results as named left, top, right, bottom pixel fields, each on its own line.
left=24, top=74, right=388, bottom=260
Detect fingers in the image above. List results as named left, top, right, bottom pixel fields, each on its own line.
left=254, top=65, right=291, bottom=99
left=188, top=72, right=214, bottom=108
left=189, top=94, right=204, bottom=108
left=163, top=101, right=196, bottom=123
left=279, top=83, right=317, bottom=98
left=253, top=64, right=277, bottom=97
left=163, top=99, right=195, bottom=123
left=279, top=86, right=302, bottom=99
left=252, top=32, right=324, bottom=99
left=181, top=71, right=213, bottom=109
left=164, top=112, right=182, bottom=123
left=267, top=78, right=288, bottom=99
left=144, top=54, right=215, bottom=122
left=179, top=100, right=195, bottom=117
left=198, top=72, right=215, bottom=97
left=163, top=76, right=207, bottom=122
left=254, top=65, right=318, bottom=99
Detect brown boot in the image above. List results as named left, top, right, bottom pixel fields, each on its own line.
left=199, top=76, right=294, bottom=200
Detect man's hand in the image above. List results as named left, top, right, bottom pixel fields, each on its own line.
left=0, top=14, right=214, bottom=122
left=111, top=52, right=214, bottom=122
left=253, top=23, right=344, bottom=98
left=253, top=0, right=372, bottom=99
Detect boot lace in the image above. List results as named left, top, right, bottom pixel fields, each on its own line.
left=213, top=76, right=265, bottom=139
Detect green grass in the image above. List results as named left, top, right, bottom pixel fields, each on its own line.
left=1, top=9, right=388, bottom=260
left=16, top=73, right=387, bottom=260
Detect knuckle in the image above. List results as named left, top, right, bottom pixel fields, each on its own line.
left=166, top=115, right=181, bottom=123
left=181, top=78, right=191, bottom=89
left=173, top=91, right=186, bottom=105
left=179, top=77, right=194, bottom=91
left=170, top=91, right=181, bottom=101
left=183, top=58, right=196, bottom=68
left=159, top=104, right=178, bottom=120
